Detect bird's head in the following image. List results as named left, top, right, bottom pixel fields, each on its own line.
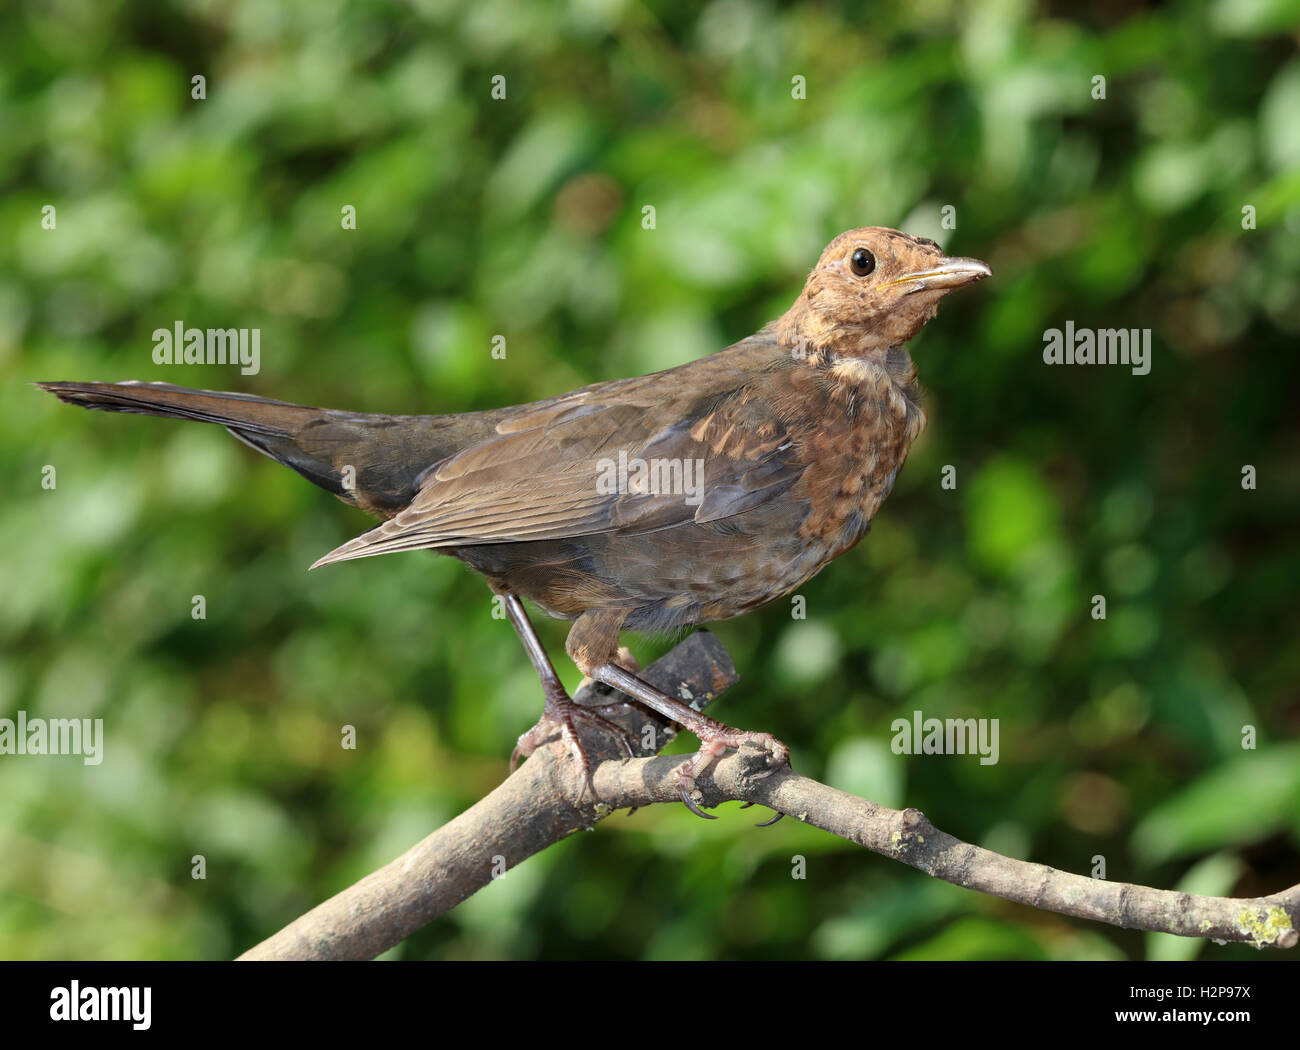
left=776, top=226, right=991, bottom=356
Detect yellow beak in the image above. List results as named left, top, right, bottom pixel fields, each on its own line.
left=889, top=256, right=993, bottom=291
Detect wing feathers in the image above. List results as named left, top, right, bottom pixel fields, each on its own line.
left=311, top=339, right=809, bottom=568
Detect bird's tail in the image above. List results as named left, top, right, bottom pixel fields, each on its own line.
left=39, top=380, right=312, bottom=433
left=37, top=380, right=472, bottom=516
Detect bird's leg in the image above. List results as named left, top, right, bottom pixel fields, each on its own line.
left=498, top=593, right=637, bottom=797
left=577, top=646, right=641, bottom=691
left=567, top=612, right=789, bottom=823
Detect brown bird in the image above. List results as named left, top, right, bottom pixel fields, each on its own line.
left=39, top=227, right=990, bottom=818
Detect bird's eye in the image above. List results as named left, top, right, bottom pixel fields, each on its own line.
left=849, top=248, right=876, bottom=277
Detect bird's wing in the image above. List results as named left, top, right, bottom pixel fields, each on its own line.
left=310, top=351, right=805, bottom=567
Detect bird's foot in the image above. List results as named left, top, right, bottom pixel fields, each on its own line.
left=577, top=645, right=640, bottom=691
left=510, top=689, right=638, bottom=799
left=674, top=728, right=789, bottom=824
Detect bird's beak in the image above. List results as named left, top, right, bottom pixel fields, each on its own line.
left=889, top=256, right=992, bottom=293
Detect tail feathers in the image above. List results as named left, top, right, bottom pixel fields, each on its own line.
left=38, top=379, right=354, bottom=499
left=38, top=379, right=497, bottom=521
left=36, top=380, right=308, bottom=435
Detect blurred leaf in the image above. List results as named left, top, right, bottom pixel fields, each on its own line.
left=891, top=915, right=1048, bottom=961
left=1132, top=745, right=1300, bottom=866
left=824, top=736, right=904, bottom=808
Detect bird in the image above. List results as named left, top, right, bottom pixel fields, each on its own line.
left=39, top=226, right=990, bottom=819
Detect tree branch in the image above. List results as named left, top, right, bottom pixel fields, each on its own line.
left=239, top=632, right=1299, bottom=960
left=238, top=630, right=741, bottom=960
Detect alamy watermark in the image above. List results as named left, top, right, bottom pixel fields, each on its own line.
left=0, top=711, right=103, bottom=765
left=151, top=321, right=260, bottom=375
left=595, top=451, right=706, bottom=506
left=891, top=710, right=999, bottom=765
left=1042, top=321, right=1150, bottom=375
left=50, top=982, right=150, bottom=1030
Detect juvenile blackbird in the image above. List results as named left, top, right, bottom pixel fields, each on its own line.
left=40, top=227, right=990, bottom=817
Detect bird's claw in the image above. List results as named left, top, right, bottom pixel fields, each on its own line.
left=511, top=697, right=638, bottom=804
left=677, top=777, right=718, bottom=820
left=510, top=727, right=547, bottom=774
left=672, top=728, right=790, bottom=824
left=739, top=733, right=790, bottom=777
left=738, top=800, right=785, bottom=826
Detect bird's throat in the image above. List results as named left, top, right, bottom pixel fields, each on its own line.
left=820, top=344, right=926, bottom=445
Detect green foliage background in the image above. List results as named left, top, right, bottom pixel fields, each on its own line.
left=2, top=0, right=1298, bottom=960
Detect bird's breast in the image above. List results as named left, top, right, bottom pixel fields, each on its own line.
left=792, top=353, right=926, bottom=562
